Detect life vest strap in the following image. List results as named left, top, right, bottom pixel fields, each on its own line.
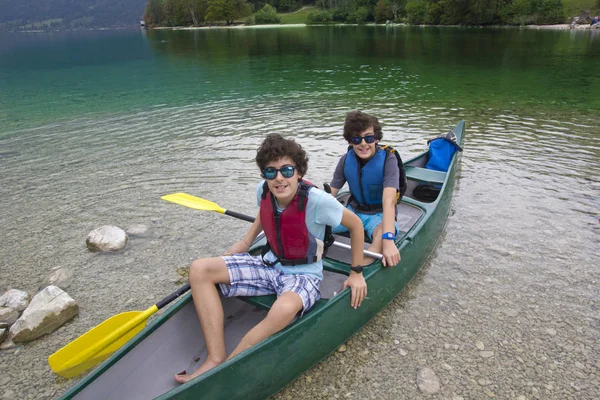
left=260, top=242, right=321, bottom=266
left=348, top=197, right=383, bottom=213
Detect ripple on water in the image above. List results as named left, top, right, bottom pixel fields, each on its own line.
left=1, top=99, right=599, bottom=399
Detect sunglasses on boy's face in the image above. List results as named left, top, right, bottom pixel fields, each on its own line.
left=349, top=135, right=376, bottom=145
left=262, top=165, right=296, bottom=180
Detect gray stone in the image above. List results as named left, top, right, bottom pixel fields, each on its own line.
left=416, top=367, right=441, bottom=394
left=0, top=289, right=29, bottom=312
left=480, top=351, right=495, bottom=358
left=0, top=338, right=16, bottom=349
left=0, top=327, right=6, bottom=343
left=40, top=266, right=74, bottom=290
left=86, top=225, right=127, bottom=252
left=9, top=286, right=79, bottom=343
left=0, top=307, right=19, bottom=325
left=126, top=224, right=150, bottom=237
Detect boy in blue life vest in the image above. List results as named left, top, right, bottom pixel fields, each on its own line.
left=329, top=110, right=402, bottom=268
left=175, top=133, right=366, bottom=384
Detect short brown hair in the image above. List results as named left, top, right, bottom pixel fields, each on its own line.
left=255, top=133, right=309, bottom=177
left=343, top=110, right=383, bottom=142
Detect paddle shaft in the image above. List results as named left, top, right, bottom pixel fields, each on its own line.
left=221, top=207, right=383, bottom=260
left=156, top=283, right=191, bottom=309
left=225, top=209, right=255, bottom=223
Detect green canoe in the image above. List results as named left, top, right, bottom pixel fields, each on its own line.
left=59, top=121, right=465, bottom=400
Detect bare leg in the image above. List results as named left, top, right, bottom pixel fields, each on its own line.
left=227, top=292, right=303, bottom=360
left=174, top=257, right=231, bottom=384
left=365, top=224, right=383, bottom=264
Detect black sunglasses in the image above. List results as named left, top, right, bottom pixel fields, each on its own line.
left=262, top=165, right=296, bottom=180
left=349, top=135, right=376, bottom=145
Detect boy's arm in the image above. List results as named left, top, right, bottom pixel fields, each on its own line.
left=329, top=155, right=346, bottom=195
left=225, top=212, right=262, bottom=255
left=380, top=187, right=401, bottom=267
left=339, top=207, right=367, bottom=309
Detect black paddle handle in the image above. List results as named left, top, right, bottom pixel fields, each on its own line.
left=156, top=283, right=191, bottom=310
left=225, top=209, right=255, bottom=223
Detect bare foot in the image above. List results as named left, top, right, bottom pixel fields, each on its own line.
left=173, top=359, right=223, bottom=384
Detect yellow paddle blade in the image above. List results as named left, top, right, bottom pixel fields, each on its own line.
left=49, top=307, right=156, bottom=378
left=161, top=193, right=226, bottom=214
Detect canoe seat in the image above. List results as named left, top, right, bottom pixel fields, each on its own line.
left=240, top=295, right=328, bottom=314
left=241, top=294, right=277, bottom=310
left=405, top=166, right=446, bottom=185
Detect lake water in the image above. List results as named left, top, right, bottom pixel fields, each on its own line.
left=0, top=26, right=599, bottom=399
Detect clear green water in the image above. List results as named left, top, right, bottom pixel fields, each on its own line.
left=0, top=27, right=599, bottom=400
left=1, top=27, right=598, bottom=134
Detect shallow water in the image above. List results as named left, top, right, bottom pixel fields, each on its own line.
left=0, top=27, right=599, bottom=399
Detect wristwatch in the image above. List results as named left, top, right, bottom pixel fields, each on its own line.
left=350, top=265, right=364, bottom=273
left=382, top=232, right=396, bottom=241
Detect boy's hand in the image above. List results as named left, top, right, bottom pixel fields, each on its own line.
left=223, top=240, right=250, bottom=256
left=381, top=240, right=401, bottom=267
left=342, top=273, right=367, bottom=309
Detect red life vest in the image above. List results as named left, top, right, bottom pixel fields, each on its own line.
left=259, top=180, right=322, bottom=266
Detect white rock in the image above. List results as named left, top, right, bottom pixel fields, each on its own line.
left=0, top=327, right=6, bottom=343
left=0, top=289, right=29, bottom=312
left=40, top=266, right=74, bottom=290
left=0, top=307, right=19, bottom=325
left=416, top=367, right=441, bottom=394
left=9, top=286, right=79, bottom=343
left=86, top=225, right=127, bottom=252
left=126, top=224, right=150, bottom=237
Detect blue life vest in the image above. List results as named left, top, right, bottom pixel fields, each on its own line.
left=344, top=147, right=387, bottom=212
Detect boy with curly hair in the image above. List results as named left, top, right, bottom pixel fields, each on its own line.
left=175, top=133, right=366, bottom=383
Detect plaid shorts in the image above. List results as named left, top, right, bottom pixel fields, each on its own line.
left=219, top=253, right=321, bottom=315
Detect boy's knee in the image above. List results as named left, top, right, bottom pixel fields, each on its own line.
left=272, top=294, right=303, bottom=319
left=189, top=258, right=219, bottom=283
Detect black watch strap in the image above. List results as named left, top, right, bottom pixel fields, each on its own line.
left=350, top=265, right=364, bottom=273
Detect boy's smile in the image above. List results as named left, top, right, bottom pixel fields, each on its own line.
left=264, top=156, right=299, bottom=208
left=351, top=127, right=378, bottom=160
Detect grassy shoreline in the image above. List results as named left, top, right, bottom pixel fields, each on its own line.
left=156, top=22, right=598, bottom=31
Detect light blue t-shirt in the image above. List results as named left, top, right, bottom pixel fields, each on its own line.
left=256, top=180, right=344, bottom=280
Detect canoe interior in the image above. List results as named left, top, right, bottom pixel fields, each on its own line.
left=62, top=121, right=464, bottom=400
left=72, top=271, right=348, bottom=400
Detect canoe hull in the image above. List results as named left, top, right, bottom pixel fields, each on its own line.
left=60, top=121, right=464, bottom=400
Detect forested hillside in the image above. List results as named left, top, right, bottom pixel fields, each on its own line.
left=0, top=0, right=147, bottom=31
left=144, top=0, right=598, bottom=27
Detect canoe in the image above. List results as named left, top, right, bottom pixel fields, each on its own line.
left=58, top=120, right=465, bottom=400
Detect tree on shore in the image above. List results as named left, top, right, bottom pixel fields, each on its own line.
left=306, top=0, right=566, bottom=25
left=206, top=0, right=252, bottom=24
left=143, top=0, right=570, bottom=26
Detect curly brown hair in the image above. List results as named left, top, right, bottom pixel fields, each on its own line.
left=255, top=133, right=309, bottom=177
left=343, top=110, right=383, bottom=142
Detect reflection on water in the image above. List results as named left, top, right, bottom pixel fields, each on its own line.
left=0, top=27, right=599, bottom=399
